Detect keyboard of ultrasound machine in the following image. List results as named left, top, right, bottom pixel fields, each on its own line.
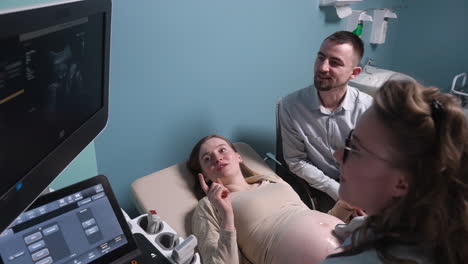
left=0, top=175, right=199, bottom=264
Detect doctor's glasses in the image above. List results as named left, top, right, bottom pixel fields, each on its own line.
left=342, top=129, right=395, bottom=166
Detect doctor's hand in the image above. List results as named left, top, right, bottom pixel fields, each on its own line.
left=338, top=200, right=366, bottom=217
left=198, top=173, right=235, bottom=231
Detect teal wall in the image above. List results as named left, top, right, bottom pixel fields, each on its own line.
left=383, top=0, right=468, bottom=91
left=49, top=142, right=98, bottom=190
left=2, top=0, right=467, bottom=215
left=356, top=0, right=468, bottom=92
left=95, top=0, right=404, bottom=214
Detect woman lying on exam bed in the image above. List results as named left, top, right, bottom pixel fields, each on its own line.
left=187, top=134, right=348, bottom=264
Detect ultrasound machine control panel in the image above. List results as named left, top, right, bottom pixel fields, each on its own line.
left=0, top=177, right=200, bottom=264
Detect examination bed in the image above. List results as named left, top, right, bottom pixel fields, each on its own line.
left=131, top=142, right=279, bottom=238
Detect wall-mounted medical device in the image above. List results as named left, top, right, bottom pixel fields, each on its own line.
left=345, top=10, right=373, bottom=36
left=319, top=1, right=398, bottom=45
left=319, top=0, right=363, bottom=18
left=370, top=9, right=397, bottom=44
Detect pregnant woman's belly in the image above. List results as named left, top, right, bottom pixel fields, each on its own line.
left=268, top=210, right=344, bottom=264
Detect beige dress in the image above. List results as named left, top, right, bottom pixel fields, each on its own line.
left=192, top=175, right=344, bottom=264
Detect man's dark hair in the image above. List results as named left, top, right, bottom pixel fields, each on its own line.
left=324, top=31, right=364, bottom=65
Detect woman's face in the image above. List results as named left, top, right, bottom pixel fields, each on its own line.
left=334, top=107, right=409, bottom=215
left=198, top=137, right=243, bottom=182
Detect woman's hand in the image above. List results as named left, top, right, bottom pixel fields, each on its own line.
left=199, top=173, right=235, bottom=231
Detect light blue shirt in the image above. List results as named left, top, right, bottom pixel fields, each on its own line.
left=279, top=85, right=373, bottom=200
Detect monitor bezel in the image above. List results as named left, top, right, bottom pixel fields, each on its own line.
left=0, top=0, right=111, bottom=233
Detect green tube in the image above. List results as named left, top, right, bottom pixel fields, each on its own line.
left=352, top=22, right=363, bottom=37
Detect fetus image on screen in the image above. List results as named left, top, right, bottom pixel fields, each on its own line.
left=46, top=43, right=83, bottom=118
left=187, top=135, right=345, bottom=264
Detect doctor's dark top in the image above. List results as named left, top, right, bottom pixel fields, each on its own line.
left=279, top=85, right=373, bottom=200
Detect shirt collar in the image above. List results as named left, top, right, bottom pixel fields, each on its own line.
left=340, top=85, right=356, bottom=111
left=311, top=85, right=355, bottom=112
left=309, top=85, right=321, bottom=110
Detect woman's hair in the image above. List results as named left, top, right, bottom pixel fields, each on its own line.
left=187, top=135, right=259, bottom=195
left=331, top=80, right=468, bottom=263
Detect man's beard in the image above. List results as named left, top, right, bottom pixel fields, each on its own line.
left=314, top=75, right=349, bottom=91
left=314, top=75, right=334, bottom=91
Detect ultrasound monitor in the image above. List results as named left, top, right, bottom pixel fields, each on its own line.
left=0, top=0, right=111, bottom=232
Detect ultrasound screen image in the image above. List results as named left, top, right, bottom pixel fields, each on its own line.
left=0, top=14, right=105, bottom=195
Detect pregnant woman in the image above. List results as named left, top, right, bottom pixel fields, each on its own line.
left=188, top=135, right=344, bottom=264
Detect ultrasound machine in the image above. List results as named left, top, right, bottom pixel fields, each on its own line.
left=0, top=1, right=199, bottom=263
